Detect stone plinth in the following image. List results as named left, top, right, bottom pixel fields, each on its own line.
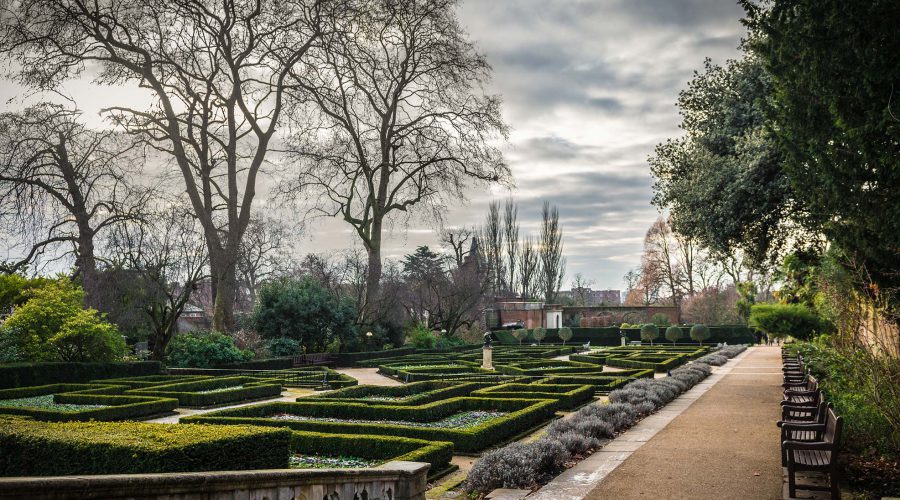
left=482, top=347, right=493, bottom=370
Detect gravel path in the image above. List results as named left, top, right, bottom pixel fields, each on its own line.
left=334, top=367, right=402, bottom=386
left=585, top=346, right=783, bottom=500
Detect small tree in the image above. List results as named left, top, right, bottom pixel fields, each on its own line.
left=748, top=303, right=830, bottom=341
left=665, top=325, right=684, bottom=345
left=640, top=324, right=660, bottom=346
left=532, top=327, right=547, bottom=345
left=650, top=313, right=671, bottom=327
left=558, top=327, right=574, bottom=345
left=513, top=328, right=529, bottom=345
left=690, top=324, right=711, bottom=346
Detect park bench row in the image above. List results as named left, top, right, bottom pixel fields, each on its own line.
left=779, top=351, right=842, bottom=499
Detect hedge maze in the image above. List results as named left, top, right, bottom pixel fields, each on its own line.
left=0, top=341, right=737, bottom=479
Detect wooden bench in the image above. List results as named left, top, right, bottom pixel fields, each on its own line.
left=777, top=399, right=831, bottom=465
left=783, top=408, right=842, bottom=499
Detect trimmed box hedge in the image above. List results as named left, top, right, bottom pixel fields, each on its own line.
left=0, top=384, right=178, bottom=421
left=90, top=375, right=212, bottom=389
left=289, top=431, right=453, bottom=472
left=470, top=383, right=594, bottom=409
left=184, top=396, right=557, bottom=453
left=333, top=346, right=417, bottom=367
left=306, top=381, right=491, bottom=406
left=127, top=376, right=282, bottom=407
left=497, top=360, right=605, bottom=377
left=0, top=361, right=161, bottom=389
left=0, top=416, right=291, bottom=476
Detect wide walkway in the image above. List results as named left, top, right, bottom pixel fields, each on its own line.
left=585, top=346, right=783, bottom=500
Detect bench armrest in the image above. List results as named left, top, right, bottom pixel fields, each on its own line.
left=779, top=422, right=825, bottom=431
left=782, top=440, right=834, bottom=451
left=784, top=389, right=816, bottom=396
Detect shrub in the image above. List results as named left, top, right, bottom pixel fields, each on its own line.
left=558, top=327, right=574, bottom=345
left=251, top=276, right=358, bottom=353
left=665, top=325, right=683, bottom=344
left=0, top=361, right=161, bottom=389
left=0, top=384, right=178, bottom=422
left=165, top=331, right=252, bottom=368
left=406, top=324, right=436, bottom=349
left=2, top=279, right=123, bottom=362
left=512, top=328, right=529, bottom=345
left=0, top=416, right=291, bottom=475
left=690, top=324, right=711, bottom=345
left=48, top=309, right=126, bottom=362
left=697, top=354, right=728, bottom=366
left=466, top=439, right=567, bottom=493
left=266, top=337, right=302, bottom=357
left=749, top=303, right=831, bottom=340
left=573, top=417, right=615, bottom=439
left=640, top=324, right=660, bottom=345
left=289, top=431, right=453, bottom=471
left=128, top=376, right=282, bottom=407
left=549, top=431, right=601, bottom=455
left=532, top=327, right=547, bottom=345
left=650, top=313, right=671, bottom=327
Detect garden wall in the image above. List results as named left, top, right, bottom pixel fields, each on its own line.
left=0, top=461, right=429, bottom=500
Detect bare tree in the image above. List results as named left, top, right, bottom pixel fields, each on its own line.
left=440, top=226, right=474, bottom=268
left=285, top=0, right=508, bottom=319
left=539, top=201, right=565, bottom=303
left=481, top=201, right=505, bottom=296
left=236, top=217, right=289, bottom=311
left=503, top=198, right=519, bottom=296
left=518, top=235, right=540, bottom=301
left=571, top=272, right=594, bottom=306
left=0, top=104, right=148, bottom=307
left=1, top=0, right=331, bottom=330
left=644, top=217, right=684, bottom=322
left=106, top=205, right=208, bottom=361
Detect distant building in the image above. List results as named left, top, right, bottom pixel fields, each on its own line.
left=557, top=287, right=621, bottom=306
left=176, top=303, right=211, bottom=332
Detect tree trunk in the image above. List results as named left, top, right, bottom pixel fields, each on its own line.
left=212, top=264, right=237, bottom=332
left=75, top=229, right=100, bottom=308
left=363, top=235, right=383, bottom=323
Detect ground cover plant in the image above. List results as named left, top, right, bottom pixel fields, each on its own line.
left=0, top=416, right=292, bottom=476
left=183, top=396, right=557, bottom=452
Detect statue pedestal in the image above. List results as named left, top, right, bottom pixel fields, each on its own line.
left=482, top=347, right=493, bottom=370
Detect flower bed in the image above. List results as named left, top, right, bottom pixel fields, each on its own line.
left=126, top=376, right=282, bottom=407
left=470, top=383, right=594, bottom=409
left=288, top=430, right=453, bottom=473
left=272, top=410, right=507, bottom=429
left=184, top=396, right=557, bottom=453
left=306, top=381, right=490, bottom=406
left=0, top=384, right=178, bottom=421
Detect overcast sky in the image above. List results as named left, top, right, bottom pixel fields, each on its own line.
left=0, top=0, right=747, bottom=290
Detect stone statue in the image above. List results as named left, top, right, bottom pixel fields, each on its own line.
left=483, top=331, right=493, bottom=348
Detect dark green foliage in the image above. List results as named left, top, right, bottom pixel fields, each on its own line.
left=0, top=361, right=161, bottom=389
left=165, top=331, right=252, bottom=368
left=332, top=346, right=416, bottom=367
left=0, top=416, right=291, bottom=475
left=640, top=324, right=660, bottom=345
left=649, top=55, right=792, bottom=263
left=748, top=303, right=831, bottom=340
left=690, top=324, right=711, bottom=345
left=184, top=397, right=557, bottom=453
left=665, top=325, right=683, bottom=344
left=252, top=277, right=358, bottom=353
left=650, top=313, right=671, bottom=327
left=266, top=337, right=301, bottom=357
left=742, top=0, right=900, bottom=310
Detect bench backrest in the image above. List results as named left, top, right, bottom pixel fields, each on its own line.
left=823, top=408, right=843, bottom=447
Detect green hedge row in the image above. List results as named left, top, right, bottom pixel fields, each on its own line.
left=0, top=362, right=161, bottom=389
left=214, top=357, right=295, bottom=370
left=307, top=381, right=490, bottom=406
left=568, top=353, right=606, bottom=365
left=128, top=376, right=282, bottom=407
left=0, top=384, right=178, bottom=421
left=497, top=360, right=605, bottom=377
left=492, top=326, right=755, bottom=345
left=603, top=355, right=687, bottom=372
left=289, top=431, right=453, bottom=472
left=470, top=383, right=594, bottom=409
left=0, top=416, right=291, bottom=476
left=90, top=375, right=212, bottom=389
left=333, top=347, right=417, bottom=367
left=184, top=396, right=557, bottom=453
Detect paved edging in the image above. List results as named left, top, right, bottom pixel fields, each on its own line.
left=528, top=348, right=755, bottom=500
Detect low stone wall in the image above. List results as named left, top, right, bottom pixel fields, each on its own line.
left=0, top=461, right=429, bottom=500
